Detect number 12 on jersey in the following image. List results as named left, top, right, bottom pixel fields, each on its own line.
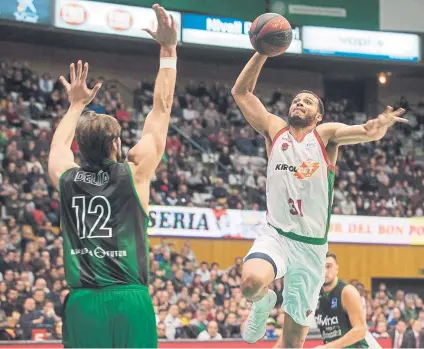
left=72, top=196, right=112, bottom=239
left=288, top=198, right=304, bottom=217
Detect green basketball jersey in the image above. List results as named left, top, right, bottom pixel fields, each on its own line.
left=59, top=161, right=149, bottom=288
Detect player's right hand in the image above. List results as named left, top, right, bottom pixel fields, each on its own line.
left=143, top=4, right=177, bottom=47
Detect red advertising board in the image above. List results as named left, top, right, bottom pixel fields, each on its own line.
left=0, top=338, right=392, bottom=348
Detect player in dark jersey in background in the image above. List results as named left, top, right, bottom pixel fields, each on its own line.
left=48, top=4, right=177, bottom=348
left=313, top=252, right=369, bottom=348
left=274, top=251, right=381, bottom=348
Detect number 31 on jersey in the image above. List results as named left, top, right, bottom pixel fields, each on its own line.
left=288, top=198, right=304, bottom=217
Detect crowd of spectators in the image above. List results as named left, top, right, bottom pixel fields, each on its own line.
left=0, top=232, right=423, bottom=342
left=150, top=241, right=424, bottom=343
left=0, top=59, right=423, bottom=341
left=134, top=79, right=424, bottom=217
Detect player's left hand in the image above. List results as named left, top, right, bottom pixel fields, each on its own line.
left=143, top=4, right=177, bottom=47
left=377, top=106, right=408, bottom=128
left=60, top=60, right=102, bottom=106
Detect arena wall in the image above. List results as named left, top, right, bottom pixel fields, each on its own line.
left=150, top=237, right=424, bottom=290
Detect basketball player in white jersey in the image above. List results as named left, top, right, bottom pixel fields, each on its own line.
left=231, top=52, right=407, bottom=348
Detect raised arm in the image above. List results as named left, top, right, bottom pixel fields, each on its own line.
left=48, top=61, right=101, bottom=190
left=126, top=4, right=177, bottom=179
left=317, top=106, right=407, bottom=146
left=231, top=53, right=286, bottom=143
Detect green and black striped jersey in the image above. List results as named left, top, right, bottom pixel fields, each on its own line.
left=59, top=161, right=149, bottom=289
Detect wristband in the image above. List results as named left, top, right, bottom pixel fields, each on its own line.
left=160, top=58, right=177, bottom=70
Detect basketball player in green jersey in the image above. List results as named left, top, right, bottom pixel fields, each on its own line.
left=48, top=4, right=177, bottom=348
left=274, top=252, right=381, bottom=348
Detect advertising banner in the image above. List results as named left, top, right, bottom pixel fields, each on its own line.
left=270, top=0, right=379, bottom=30
left=302, top=26, right=420, bottom=62
left=182, top=13, right=302, bottom=54
left=0, top=0, right=51, bottom=24
left=148, top=205, right=424, bottom=246
left=54, top=0, right=181, bottom=41
left=380, top=0, right=424, bottom=33
left=87, top=0, right=265, bottom=21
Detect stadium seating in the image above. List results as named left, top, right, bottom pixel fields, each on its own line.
left=0, top=60, right=423, bottom=340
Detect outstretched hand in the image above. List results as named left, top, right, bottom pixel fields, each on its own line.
left=377, top=106, right=408, bottom=128
left=143, top=4, right=177, bottom=47
left=60, top=60, right=102, bottom=106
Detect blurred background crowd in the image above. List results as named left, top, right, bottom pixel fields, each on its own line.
left=0, top=60, right=423, bottom=341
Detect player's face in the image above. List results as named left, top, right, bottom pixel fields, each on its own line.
left=324, top=256, right=338, bottom=286
left=288, top=93, right=322, bottom=128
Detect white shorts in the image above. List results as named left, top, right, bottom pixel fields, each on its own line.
left=244, top=224, right=327, bottom=326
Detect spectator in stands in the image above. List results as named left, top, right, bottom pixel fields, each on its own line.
left=372, top=320, right=390, bottom=338
left=214, top=284, right=226, bottom=307
left=157, top=321, right=167, bottom=339
left=183, top=103, right=199, bottom=121
left=265, top=317, right=278, bottom=340
left=47, top=320, right=62, bottom=340
left=235, top=129, right=255, bottom=155
left=212, top=178, right=228, bottom=203
left=388, top=307, right=403, bottom=327
left=19, top=298, right=42, bottom=339
left=2, top=288, right=22, bottom=316
left=419, top=310, right=424, bottom=328
left=403, top=319, right=424, bottom=348
left=416, top=298, right=423, bottom=312
left=340, top=195, right=357, bottom=215
left=183, top=260, right=195, bottom=286
left=403, top=295, right=418, bottom=322
left=196, top=262, right=210, bottom=284
left=164, top=304, right=181, bottom=340
left=191, top=308, right=208, bottom=333
left=197, top=320, right=222, bottom=340
left=390, top=319, right=408, bottom=348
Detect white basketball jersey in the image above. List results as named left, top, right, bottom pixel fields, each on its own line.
left=266, top=127, right=335, bottom=244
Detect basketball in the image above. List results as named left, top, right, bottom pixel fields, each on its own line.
left=249, top=13, right=293, bottom=57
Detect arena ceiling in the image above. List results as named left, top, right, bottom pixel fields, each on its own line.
left=1, top=21, right=424, bottom=79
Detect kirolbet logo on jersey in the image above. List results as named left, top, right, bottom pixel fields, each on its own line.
left=275, top=161, right=320, bottom=179
left=294, top=161, right=319, bottom=179
left=275, top=163, right=298, bottom=172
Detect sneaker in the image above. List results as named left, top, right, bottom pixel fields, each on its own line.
left=242, top=289, right=277, bottom=343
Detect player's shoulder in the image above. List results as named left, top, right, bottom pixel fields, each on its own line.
left=60, top=166, right=80, bottom=181
left=316, top=122, right=346, bottom=145
left=267, top=113, right=288, bottom=141
left=341, top=283, right=361, bottom=301
left=124, top=160, right=149, bottom=184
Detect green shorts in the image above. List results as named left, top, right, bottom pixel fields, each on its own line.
left=63, top=284, right=157, bottom=348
